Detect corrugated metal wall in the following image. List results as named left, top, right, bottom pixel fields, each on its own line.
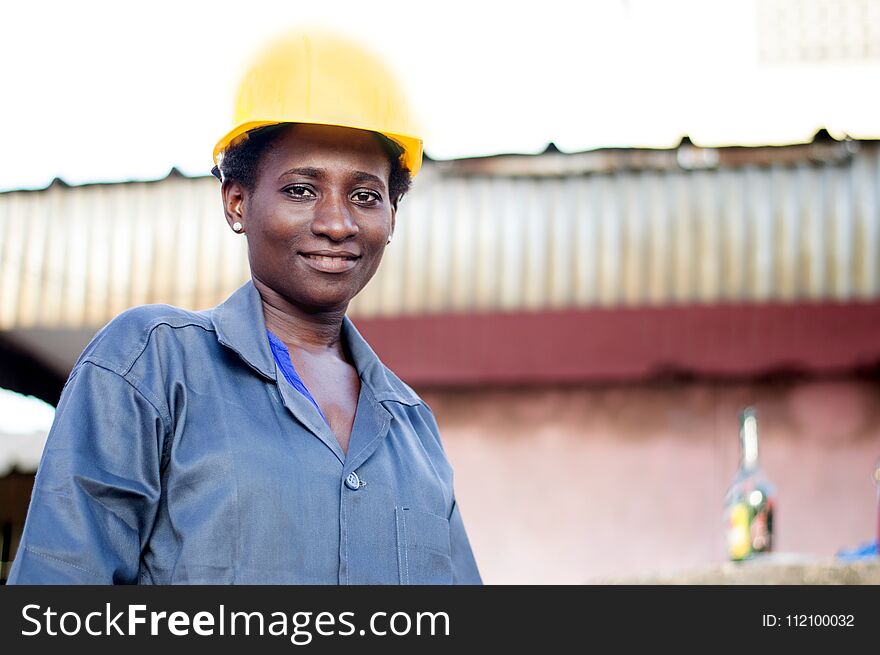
left=1, top=142, right=879, bottom=329
left=0, top=176, right=250, bottom=329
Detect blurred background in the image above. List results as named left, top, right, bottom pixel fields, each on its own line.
left=2, top=0, right=880, bottom=583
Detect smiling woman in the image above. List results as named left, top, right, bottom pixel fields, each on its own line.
left=8, top=30, right=481, bottom=585
left=222, top=124, right=401, bottom=456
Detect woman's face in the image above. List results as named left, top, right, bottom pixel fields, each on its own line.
left=225, top=124, right=396, bottom=312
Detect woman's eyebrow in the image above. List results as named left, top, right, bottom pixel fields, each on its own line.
left=276, top=167, right=385, bottom=189
left=350, top=171, right=386, bottom=189
left=278, top=166, right=323, bottom=181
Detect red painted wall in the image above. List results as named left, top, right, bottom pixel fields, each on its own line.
left=355, top=301, right=880, bottom=385
left=420, top=378, right=880, bottom=583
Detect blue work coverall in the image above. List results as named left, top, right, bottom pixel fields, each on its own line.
left=8, top=280, right=482, bottom=584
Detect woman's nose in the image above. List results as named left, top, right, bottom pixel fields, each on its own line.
left=311, top=192, right=359, bottom=241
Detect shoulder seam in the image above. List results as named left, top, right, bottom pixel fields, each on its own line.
left=75, top=359, right=172, bottom=436
left=116, top=320, right=216, bottom=376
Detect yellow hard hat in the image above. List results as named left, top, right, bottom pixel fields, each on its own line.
left=213, top=30, right=423, bottom=177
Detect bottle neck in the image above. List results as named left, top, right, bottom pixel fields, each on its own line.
left=740, top=412, right=759, bottom=470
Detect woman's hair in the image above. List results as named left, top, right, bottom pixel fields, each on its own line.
left=212, top=124, right=413, bottom=204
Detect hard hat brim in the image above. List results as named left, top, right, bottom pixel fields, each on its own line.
left=213, top=120, right=423, bottom=178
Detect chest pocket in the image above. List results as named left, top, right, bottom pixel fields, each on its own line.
left=395, top=507, right=453, bottom=585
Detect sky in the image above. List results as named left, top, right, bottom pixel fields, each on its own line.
left=1, top=0, right=879, bottom=191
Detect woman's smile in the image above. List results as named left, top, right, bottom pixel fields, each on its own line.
left=298, top=249, right=361, bottom=273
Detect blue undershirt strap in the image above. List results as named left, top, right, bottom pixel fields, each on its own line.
left=266, top=329, right=330, bottom=426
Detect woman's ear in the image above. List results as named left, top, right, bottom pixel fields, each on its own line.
left=221, top=179, right=246, bottom=231
left=388, top=208, right=397, bottom=244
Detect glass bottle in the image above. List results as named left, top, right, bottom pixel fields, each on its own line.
left=723, top=407, right=775, bottom=561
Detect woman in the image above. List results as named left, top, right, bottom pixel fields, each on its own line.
left=9, top=32, right=481, bottom=584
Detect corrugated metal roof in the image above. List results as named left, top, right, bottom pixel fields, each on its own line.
left=0, top=136, right=878, bottom=329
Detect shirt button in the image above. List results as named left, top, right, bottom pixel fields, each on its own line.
left=345, top=472, right=361, bottom=490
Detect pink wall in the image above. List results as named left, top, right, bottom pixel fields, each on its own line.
left=422, top=378, right=880, bottom=584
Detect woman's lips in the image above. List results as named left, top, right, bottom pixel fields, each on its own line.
left=299, top=253, right=360, bottom=273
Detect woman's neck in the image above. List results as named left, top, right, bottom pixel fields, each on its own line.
left=254, top=278, right=348, bottom=356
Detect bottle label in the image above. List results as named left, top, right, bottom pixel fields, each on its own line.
left=751, top=500, right=773, bottom=552
left=726, top=498, right=773, bottom=560
left=727, top=502, right=751, bottom=560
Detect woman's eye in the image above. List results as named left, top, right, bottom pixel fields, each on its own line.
left=285, top=185, right=315, bottom=198
left=352, top=190, right=380, bottom=204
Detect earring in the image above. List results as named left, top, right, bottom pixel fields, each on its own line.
left=232, top=221, right=244, bottom=233
left=386, top=234, right=393, bottom=244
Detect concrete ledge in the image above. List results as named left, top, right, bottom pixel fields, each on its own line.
left=592, top=553, right=880, bottom=585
